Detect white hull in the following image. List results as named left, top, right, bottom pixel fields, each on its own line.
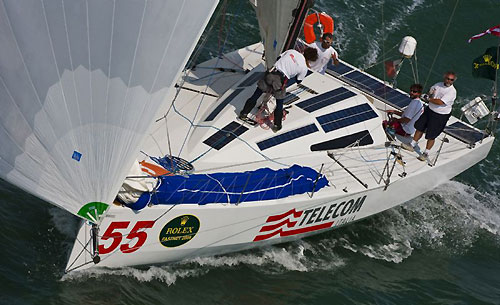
left=66, top=43, right=494, bottom=272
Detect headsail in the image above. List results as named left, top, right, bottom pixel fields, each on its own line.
left=0, top=0, right=218, bottom=222
left=250, top=0, right=313, bottom=70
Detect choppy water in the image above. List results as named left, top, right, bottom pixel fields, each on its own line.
left=2, top=0, right=500, bottom=304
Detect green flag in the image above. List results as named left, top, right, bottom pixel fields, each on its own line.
left=472, top=46, right=499, bottom=81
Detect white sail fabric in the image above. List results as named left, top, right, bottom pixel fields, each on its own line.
left=250, top=0, right=302, bottom=70
left=0, top=0, right=218, bottom=220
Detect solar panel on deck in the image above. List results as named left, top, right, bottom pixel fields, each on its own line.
left=343, top=70, right=411, bottom=109
left=238, top=72, right=265, bottom=87
left=317, top=103, right=378, bottom=133
left=327, top=61, right=353, bottom=75
left=283, top=93, right=300, bottom=105
left=297, top=83, right=318, bottom=94
left=257, top=124, right=319, bottom=151
left=444, top=121, right=487, bottom=145
left=203, top=121, right=248, bottom=150
left=310, top=130, right=373, bottom=151
left=296, top=87, right=356, bottom=113
left=205, top=88, right=244, bottom=121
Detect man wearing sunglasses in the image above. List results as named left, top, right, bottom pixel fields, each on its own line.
left=384, top=83, right=424, bottom=137
left=401, top=71, right=457, bottom=162
left=305, top=33, right=339, bottom=74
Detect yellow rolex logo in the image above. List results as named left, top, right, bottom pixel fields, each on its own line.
left=180, top=216, right=189, bottom=226
left=159, top=215, right=200, bottom=248
left=483, top=54, right=492, bottom=63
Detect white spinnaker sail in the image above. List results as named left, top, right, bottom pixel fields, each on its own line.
left=0, top=0, right=218, bottom=221
left=250, top=0, right=303, bottom=70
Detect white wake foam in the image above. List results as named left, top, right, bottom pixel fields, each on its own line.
left=338, top=180, right=500, bottom=263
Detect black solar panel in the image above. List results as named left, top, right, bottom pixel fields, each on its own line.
left=297, top=83, right=318, bottom=94
left=257, top=124, right=319, bottom=151
left=316, top=104, right=378, bottom=133
left=238, top=72, right=266, bottom=87
left=327, top=61, right=354, bottom=75
left=296, top=87, right=356, bottom=113
left=310, top=130, right=373, bottom=151
left=203, top=121, right=249, bottom=150
left=205, top=88, right=244, bottom=121
left=283, top=93, right=300, bottom=105
left=444, top=121, right=487, bottom=145
left=343, top=70, right=411, bottom=109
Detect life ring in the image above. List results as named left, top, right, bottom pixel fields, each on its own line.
left=303, top=12, right=334, bottom=44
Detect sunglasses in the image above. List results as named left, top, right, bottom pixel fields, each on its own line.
left=445, top=77, right=455, bottom=81
left=410, top=90, right=421, bottom=93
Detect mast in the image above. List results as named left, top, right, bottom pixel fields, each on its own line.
left=282, top=0, right=314, bottom=52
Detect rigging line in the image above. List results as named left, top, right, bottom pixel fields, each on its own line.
left=205, top=174, right=230, bottom=205
left=173, top=84, right=219, bottom=98
left=136, top=0, right=189, bottom=123
left=414, top=49, right=420, bottom=83
left=423, top=0, right=460, bottom=89
left=176, top=0, right=233, bottom=157
left=409, top=59, right=417, bottom=83
left=65, top=235, right=94, bottom=272
left=160, top=0, right=228, bottom=123
left=355, top=142, right=386, bottom=180
left=171, top=103, right=289, bottom=167
left=192, top=66, right=248, bottom=73
left=380, top=1, right=386, bottom=96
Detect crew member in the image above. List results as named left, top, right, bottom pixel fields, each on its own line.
left=385, top=83, right=424, bottom=137
left=306, top=32, right=339, bottom=74
left=402, top=71, right=457, bottom=161
left=239, top=47, right=318, bottom=132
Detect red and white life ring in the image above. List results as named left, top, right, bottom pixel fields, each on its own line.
left=303, top=12, right=334, bottom=44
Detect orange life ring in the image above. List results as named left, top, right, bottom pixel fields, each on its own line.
left=303, top=12, right=334, bottom=44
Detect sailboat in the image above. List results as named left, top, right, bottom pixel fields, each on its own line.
left=0, top=0, right=494, bottom=273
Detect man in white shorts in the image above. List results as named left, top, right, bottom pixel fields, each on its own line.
left=306, top=32, right=339, bottom=74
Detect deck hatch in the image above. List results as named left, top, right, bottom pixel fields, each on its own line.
left=203, top=121, right=249, bottom=150
left=257, top=124, right=319, bottom=151
left=205, top=88, right=244, bottom=122
left=296, top=87, right=356, bottom=113
left=310, top=130, right=373, bottom=151
left=444, top=121, right=487, bottom=145
left=316, top=103, right=378, bottom=133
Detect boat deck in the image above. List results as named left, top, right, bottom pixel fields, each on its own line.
left=138, top=42, right=493, bottom=204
